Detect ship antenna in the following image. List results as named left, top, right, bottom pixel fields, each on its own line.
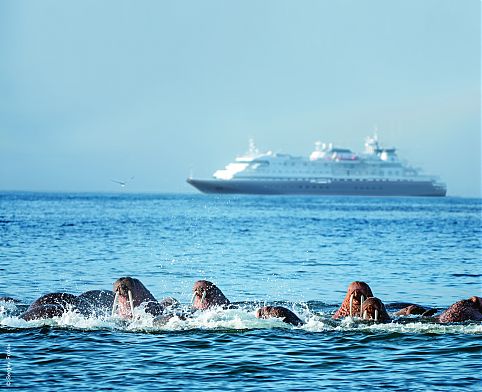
left=248, top=138, right=258, bottom=156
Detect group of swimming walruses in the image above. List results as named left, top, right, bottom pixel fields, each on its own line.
left=1, top=278, right=481, bottom=326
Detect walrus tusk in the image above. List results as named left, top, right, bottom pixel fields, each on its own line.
left=191, top=292, right=197, bottom=305
left=201, top=290, right=206, bottom=305
left=111, top=292, right=119, bottom=317
left=359, top=295, right=365, bottom=317
left=363, top=310, right=368, bottom=320
left=349, top=294, right=354, bottom=317
left=374, top=309, right=379, bottom=322
left=128, top=290, right=135, bottom=316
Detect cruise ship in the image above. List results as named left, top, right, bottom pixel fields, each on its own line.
left=187, top=136, right=447, bottom=196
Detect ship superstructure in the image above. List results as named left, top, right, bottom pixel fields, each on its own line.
left=187, top=136, right=447, bottom=196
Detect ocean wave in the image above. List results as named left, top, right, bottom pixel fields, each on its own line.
left=2, top=302, right=481, bottom=335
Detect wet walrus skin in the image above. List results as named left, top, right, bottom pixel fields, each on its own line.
left=20, top=293, right=78, bottom=321
left=397, top=296, right=482, bottom=322
left=438, top=296, right=482, bottom=323
left=76, top=290, right=115, bottom=317
left=112, top=277, right=167, bottom=319
left=360, top=297, right=391, bottom=323
left=154, top=280, right=231, bottom=325
left=191, top=280, right=231, bottom=310
left=394, top=304, right=437, bottom=317
left=333, top=281, right=374, bottom=319
left=20, top=291, right=116, bottom=321
left=256, top=306, right=304, bottom=326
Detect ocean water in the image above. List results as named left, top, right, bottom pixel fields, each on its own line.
left=0, top=192, right=481, bottom=391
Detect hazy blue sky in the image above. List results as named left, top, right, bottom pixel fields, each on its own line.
left=1, top=0, right=480, bottom=196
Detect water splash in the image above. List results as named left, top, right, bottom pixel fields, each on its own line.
left=2, top=301, right=480, bottom=335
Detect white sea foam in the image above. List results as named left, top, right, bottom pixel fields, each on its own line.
left=0, top=301, right=20, bottom=317
left=1, top=304, right=481, bottom=334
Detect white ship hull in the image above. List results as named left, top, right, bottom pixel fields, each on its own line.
left=187, top=178, right=447, bottom=196
left=187, top=136, right=447, bottom=197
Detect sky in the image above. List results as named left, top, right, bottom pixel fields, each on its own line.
left=0, top=0, right=480, bottom=196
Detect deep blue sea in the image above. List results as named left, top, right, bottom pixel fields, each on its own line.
left=1, top=192, right=481, bottom=391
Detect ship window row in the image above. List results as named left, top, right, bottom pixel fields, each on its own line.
left=354, top=186, right=383, bottom=190
left=242, top=177, right=415, bottom=182
left=250, top=168, right=402, bottom=176
left=299, top=185, right=330, bottom=189
left=292, top=185, right=384, bottom=190
left=335, top=178, right=409, bottom=182
left=277, top=162, right=331, bottom=167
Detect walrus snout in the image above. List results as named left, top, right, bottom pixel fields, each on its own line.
left=349, top=289, right=369, bottom=317
left=346, top=282, right=374, bottom=318
left=112, top=277, right=138, bottom=318
left=191, top=280, right=231, bottom=310
left=360, top=297, right=391, bottom=323
left=333, top=281, right=374, bottom=319
left=191, top=281, right=213, bottom=310
left=191, top=286, right=207, bottom=306
left=112, top=277, right=166, bottom=319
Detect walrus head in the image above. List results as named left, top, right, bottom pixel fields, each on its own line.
left=112, top=277, right=158, bottom=318
left=256, top=306, right=304, bottom=326
left=439, top=296, right=482, bottom=323
left=360, top=297, right=391, bottom=323
left=333, top=281, right=374, bottom=319
left=394, top=304, right=437, bottom=317
left=471, top=296, right=482, bottom=311
left=191, top=280, right=230, bottom=310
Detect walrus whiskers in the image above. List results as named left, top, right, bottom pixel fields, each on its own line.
left=374, top=309, right=379, bottom=322
left=111, top=292, right=119, bottom=317
left=191, top=290, right=207, bottom=305
left=191, top=280, right=231, bottom=310
left=360, top=295, right=365, bottom=317
left=349, top=294, right=354, bottom=317
left=128, top=290, right=135, bottom=316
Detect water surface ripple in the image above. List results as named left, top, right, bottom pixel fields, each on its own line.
left=1, top=193, right=481, bottom=391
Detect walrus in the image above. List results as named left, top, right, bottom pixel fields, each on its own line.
left=20, top=291, right=117, bottom=321
left=360, top=297, right=391, bottom=323
left=394, top=304, right=437, bottom=317
left=20, top=293, right=78, bottom=321
left=191, top=280, right=231, bottom=310
left=438, top=296, right=482, bottom=323
left=333, top=281, right=374, bottom=319
left=76, top=290, right=115, bottom=317
left=112, top=277, right=165, bottom=319
left=256, top=306, right=304, bottom=326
